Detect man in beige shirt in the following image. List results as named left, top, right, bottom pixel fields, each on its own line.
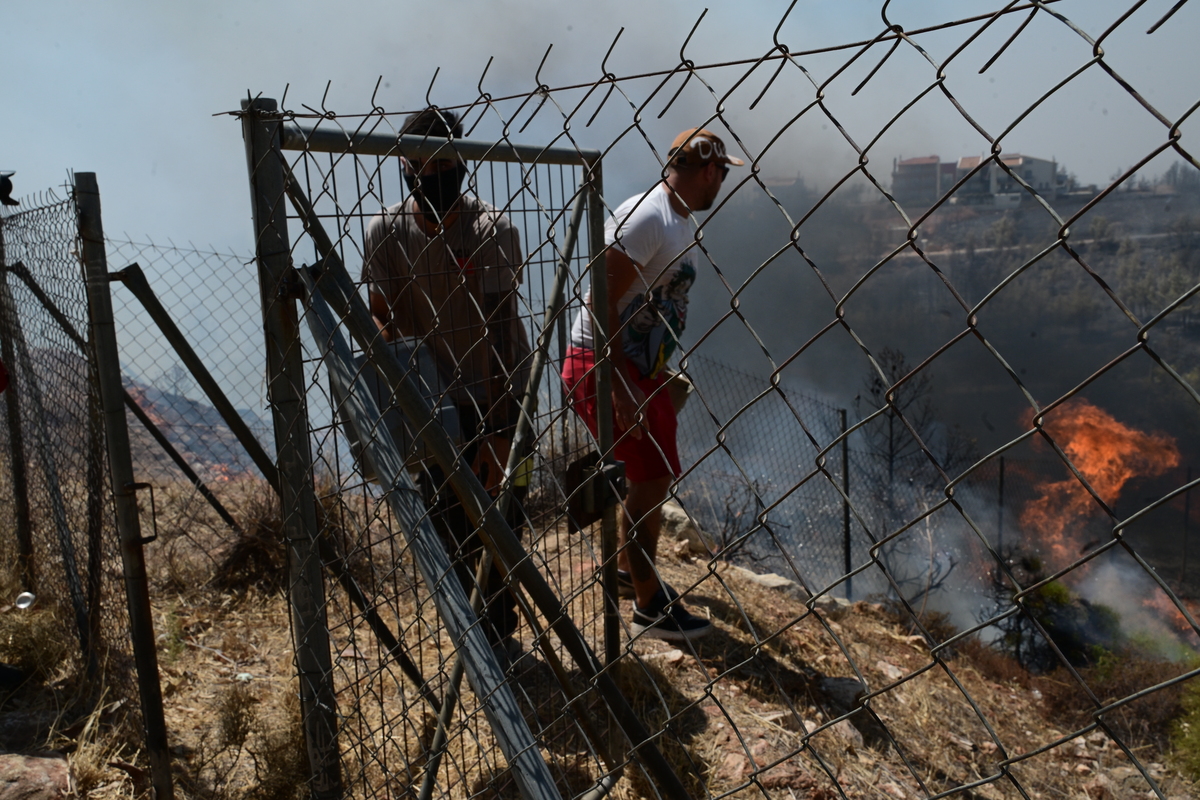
left=362, top=107, right=531, bottom=660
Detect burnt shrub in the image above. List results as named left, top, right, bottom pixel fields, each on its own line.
left=984, top=552, right=1122, bottom=674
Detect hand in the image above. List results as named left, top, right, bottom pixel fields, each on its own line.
left=471, top=434, right=512, bottom=496
left=612, top=371, right=645, bottom=440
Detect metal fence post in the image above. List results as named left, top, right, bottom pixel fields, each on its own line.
left=1182, top=465, right=1191, bottom=591
left=84, top=333, right=106, bottom=673
left=998, top=455, right=1005, bottom=554
left=0, top=221, right=34, bottom=591
left=840, top=409, right=851, bottom=600
left=241, top=97, right=343, bottom=800
left=586, top=164, right=620, bottom=666
left=75, top=172, right=174, bottom=800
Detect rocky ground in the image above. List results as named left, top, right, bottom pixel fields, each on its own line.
left=0, top=490, right=1197, bottom=799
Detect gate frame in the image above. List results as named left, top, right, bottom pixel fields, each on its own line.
left=243, top=100, right=693, bottom=799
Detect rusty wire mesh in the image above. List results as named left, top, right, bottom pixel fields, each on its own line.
left=0, top=188, right=133, bottom=690
left=227, top=1, right=1200, bottom=798
left=103, top=237, right=274, bottom=588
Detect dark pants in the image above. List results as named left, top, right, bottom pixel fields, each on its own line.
left=416, top=456, right=528, bottom=646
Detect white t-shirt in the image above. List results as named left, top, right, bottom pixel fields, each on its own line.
left=569, top=184, right=698, bottom=379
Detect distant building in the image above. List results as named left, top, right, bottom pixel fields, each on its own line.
left=892, top=156, right=948, bottom=206
left=893, top=153, right=1063, bottom=206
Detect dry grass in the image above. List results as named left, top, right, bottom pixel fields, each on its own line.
left=0, top=604, right=71, bottom=680
left=4, top=476, right=1199, bottom=799
left=598, top=550, right=1200, bottom=800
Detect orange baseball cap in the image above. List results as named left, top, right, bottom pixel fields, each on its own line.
left=668, top=128, right=745, bottom=167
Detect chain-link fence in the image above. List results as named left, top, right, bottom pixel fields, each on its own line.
left=230, top=2, right=1200, bottom=797
left=106, top=236, right=270, bottom=483
left=0, top=187, right=112, bottom=670
left=0, top=185, right=144, bottom=749
left=5, top=1, right=1198, bottom=798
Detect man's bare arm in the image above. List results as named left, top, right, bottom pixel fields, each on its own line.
left=368, top=290, right=395, bottom=342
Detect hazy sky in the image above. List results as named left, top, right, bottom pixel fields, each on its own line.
left=5, top=0, right=1197, bottom=253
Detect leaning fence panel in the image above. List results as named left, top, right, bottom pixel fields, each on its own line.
left=0, top=187, right=147, bottom=756
left=0, top=191, right=114, bottom=669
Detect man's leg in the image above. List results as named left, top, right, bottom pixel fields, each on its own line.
left=620, top=475, right=672, bottom=610
left=483, top=484, right=527, bottom=645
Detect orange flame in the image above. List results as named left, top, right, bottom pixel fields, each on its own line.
left=1019, top=400, right=1180, bottom=563
left=1141, top=592, right=1198, bottom=637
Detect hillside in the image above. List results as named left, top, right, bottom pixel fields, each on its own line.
left=20, top=483, right=1189, bottom=800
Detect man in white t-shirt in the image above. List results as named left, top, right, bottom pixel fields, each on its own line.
left=562, top=128, right=743, bottom=641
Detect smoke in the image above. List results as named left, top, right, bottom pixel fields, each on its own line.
left=9, top=0, right=1198, bottom=248
left=1076, top=559, right=1199, bottom=658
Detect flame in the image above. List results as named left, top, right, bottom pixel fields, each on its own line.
left=206, top=463, right=237, bottom=483
left=1019, top=400, right=1180, bottom=564
left=126, top=380, right=257, bottom=483
left=1141, top=592, right=1199, bottom=638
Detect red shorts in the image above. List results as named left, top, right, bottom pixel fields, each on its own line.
left=561, top=347, right=680, bottom=483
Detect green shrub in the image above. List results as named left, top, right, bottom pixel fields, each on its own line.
left=1171, top=670, right=1200, bottom=779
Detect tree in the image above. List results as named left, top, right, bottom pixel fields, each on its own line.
left=855, top=348, right=976, bottom=605
left=858, top=348, right=974, bottom=484
left=859, top=348, right=932, bottom=487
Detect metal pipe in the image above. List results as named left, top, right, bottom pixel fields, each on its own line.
left=300, top=277, right=561, bottom=800
left=841, top=409, right=851, bottom=601
left=0, top=230, right=34, bottom=592
left=1184, top=465, right=1192, bottom=590
left=586, top=170, right=621, bottom=667
left=241, top=98, right=342, bottom=800
left=75, top=172, right=174, bottom=800
left=998, top=455, right=1005, bottom=554
left=111, top=263, right=279, bottom=488
left=281, top=166, right=691, bottom=800
left=84, top=337, right=105, bottom=675
left=282, top=122, right=601, bottom=166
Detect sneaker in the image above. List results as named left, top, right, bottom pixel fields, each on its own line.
left=616, top=570, right=679, bottom=601
left=631, top=589, right=713, bottom=642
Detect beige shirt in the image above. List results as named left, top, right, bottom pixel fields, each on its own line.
left=362, top=195, right=530, bottom=429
